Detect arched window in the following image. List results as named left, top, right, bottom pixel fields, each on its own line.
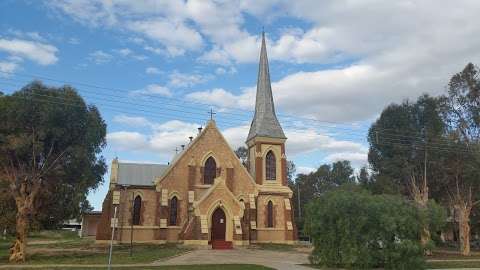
left=265, top=150, right=276, bottom=180
left=204, top=156, right=216, bottom=184
left=133, top=195, right=142, bottom=225
left=169, top=196, right=178, bottom=226
left=267, top=201, right=274, bottom=228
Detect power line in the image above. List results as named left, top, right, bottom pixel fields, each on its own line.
left=6, top=88, right=476, bottom=154
left=2, top=74, right=476, bottom=153
left=0, top=70, right=369, bottom=128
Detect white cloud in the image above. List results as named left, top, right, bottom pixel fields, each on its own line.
left=186, top=88, right=254, bottom=109
left=324, top=152, right=368, bottom=169
left=113, top=48, right=147, bottom=60
left=106, top=131, right=147, bottom=151
left=296, top=166, right=316, bottom=175
left=127, top=19, right=203, bottom=57
left=0, top=61, right=19, bottom=77
left=130, top=84, right=172, bottom=97
left=145, top=67, right=162, bottom=75
left=107, top=115, right=368, bottom=170
left=88, top=50, right=113, bottom=64
left=46, top=0, right=480, bottom=124
left=168, top=71, right=213, bottom=88
left=215, top=67, right=237, bottom=75
left=0, top=38, right=58, bottom=65
left=8, top=30, right=48, bottom=43
left=113, top=115, right=152, bottom=127
left=68, top=37, right=80, bottom=45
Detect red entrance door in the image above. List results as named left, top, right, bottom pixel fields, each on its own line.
left=211, top=208, right=226, bottom=241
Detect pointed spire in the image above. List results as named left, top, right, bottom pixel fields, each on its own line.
left=247, top=31, right=286, bottom=142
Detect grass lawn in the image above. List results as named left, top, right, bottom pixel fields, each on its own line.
left=426, top=261, right=480, bottom=269
left=0, top=230, right=189, bottom=265
left=20, top=265, right=274, bottom=270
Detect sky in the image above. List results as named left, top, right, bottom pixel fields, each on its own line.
left=1, top=0, right=480, bottom=210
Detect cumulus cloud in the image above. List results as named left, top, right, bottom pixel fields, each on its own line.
left=145, top=67, right=162, bottom=75
left=0, top=38, right=58, bottom=65
left=130, top=84, right=172, bottom=97
left=113, top=48, right=147, bottom=60
left=0, top=61, right=19, bottom=77
left=107, top=131, right=148, bottom=151
left=168, top=71, right=213, bottom=88
left=215, top=66, right=237, bottom=75
left=113, top=115, right=152, bottom=127
left=108, top=116, right=367, bottom=164
left=186, top=87, right=254, bottom=109
left=127, top=19, right=203, bottom=56
left=46, top=0, right=480, bottom=124
left=324, top=152, right=368, bottom=168
left=296, top=166, right=316, bottom=175
left=88, top=50, right=113, bottom=64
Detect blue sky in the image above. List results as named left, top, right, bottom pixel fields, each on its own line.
left=1, top=1, right=479, bottom=210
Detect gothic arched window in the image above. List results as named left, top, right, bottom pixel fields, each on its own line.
left=267, top=201, right=274, bottom=228
left=133, top=195, right=142, bottom=225
left=169, top=196, right=178, bottom=226
left=265, top=150, right=276, bottom=180
left=204, top=156, right=216, bottom=184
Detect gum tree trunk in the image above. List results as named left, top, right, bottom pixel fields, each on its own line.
left=9, top=205, right=28, bottom=262
left=457, top=205, right=471, bottom=256
left=409, top=175, right=431, bottom=254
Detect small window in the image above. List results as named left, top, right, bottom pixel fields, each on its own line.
left=133, top=195, right=142, bottom=225
left=265, top=150, right=276, bottom=180
left=204, top=156, right=216, bottom=184
left=267, top=201, right=274, bottom=228
left=169, top=196, right=178, bottom=226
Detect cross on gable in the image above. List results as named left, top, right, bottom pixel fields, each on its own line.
left=208, top=108, right=216, bottom=120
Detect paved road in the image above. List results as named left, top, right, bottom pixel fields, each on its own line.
left=153, top=248, right=312, bottom=270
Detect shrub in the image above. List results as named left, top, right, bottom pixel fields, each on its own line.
left=305, top=188, right=426, bottom=269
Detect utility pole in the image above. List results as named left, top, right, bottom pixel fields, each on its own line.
left=108, top=191, right=120, bottom=270
left=108, top=206, right=117, bottom=270
left=297, top=181, right=301, bottom=219
left=424, top=128, right=428, bottom=194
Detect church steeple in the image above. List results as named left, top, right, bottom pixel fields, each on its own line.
left=246, top=31, right=286, bottom=142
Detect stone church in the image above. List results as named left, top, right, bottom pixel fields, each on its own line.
left=96, top=33, right=297, bottom=248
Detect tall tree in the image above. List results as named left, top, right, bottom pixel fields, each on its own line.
left=440, top=63, right=480, bottom=255
left=367, top=94, right=446, bottom=248
left=0, top=82, right=107, bottom=262
left=234, top=146, right=248, bottom=167
left=290, top=160, right=355, bottom=232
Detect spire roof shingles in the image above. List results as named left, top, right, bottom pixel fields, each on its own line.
left=246, top=31, right=286, bottom=142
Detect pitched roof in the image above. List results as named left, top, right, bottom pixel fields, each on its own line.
left=247, top=31, right=286, bottom=142
left=117, top=162, right=168, bottom=186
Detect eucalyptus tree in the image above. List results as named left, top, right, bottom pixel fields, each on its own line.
left=0, top=82, right=106, bottom=262
left=367, top=94, right=446, bottom=248
left=440, top=63, right=480, bottom=255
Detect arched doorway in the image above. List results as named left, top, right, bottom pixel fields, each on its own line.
left=211, top=208, right=226, bottom=241
left=211, top=207, right=231, bottom=249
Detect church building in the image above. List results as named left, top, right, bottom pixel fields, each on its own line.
left=96, top=32, right=297, bottom=248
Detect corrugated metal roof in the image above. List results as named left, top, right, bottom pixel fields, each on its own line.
left=117, top=162, right=168, bottom=186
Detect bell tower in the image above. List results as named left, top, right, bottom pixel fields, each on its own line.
left=246, top=31, right=288, bottom=187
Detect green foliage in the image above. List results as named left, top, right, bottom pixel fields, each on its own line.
left=290, top=160, right=355, bottom=235
left=234, top=146, right=248, bottom=166
left=0, top=81, right=107, bottom=228
left=425, top=200, right=448, bottom=244
left=0, top=180, right=15, bottom=233
left=367, top=94, right=446, bottom=197
left=305, top=188, right=426, bottom=269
